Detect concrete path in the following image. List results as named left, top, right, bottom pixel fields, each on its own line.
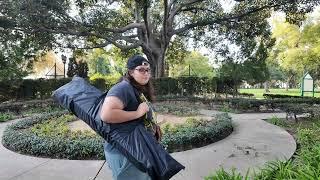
left=0, top=111, right=296, bottom=180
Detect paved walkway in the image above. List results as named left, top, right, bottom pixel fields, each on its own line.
left=0, top=111, right=296, bottom=180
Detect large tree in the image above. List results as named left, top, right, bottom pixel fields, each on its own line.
left=1, top=0, right=319, bottom=78
left=269, top=11, right=320, bottom=90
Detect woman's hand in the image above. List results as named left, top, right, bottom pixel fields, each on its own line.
left=137, top=102, right=149, bottom=118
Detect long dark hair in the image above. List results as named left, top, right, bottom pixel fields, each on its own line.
left=118, top=72, right=155, bottom=102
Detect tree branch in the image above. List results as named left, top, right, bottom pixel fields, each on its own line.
left=101, top=23, right=145, bottom=33
left=173, top=3, right=280, bottom=35
left=163, top=0, right=169, bottom=44
left=55, top=40, right=141, bottom=50
left=169, top=0, right=204, bottom=17
left=14, top=25, right=141, bottom=50
left=167, top=0, right=204, bottom=36
left=180, top=7, right=218, bottom=14
left=142, top=1, right=151, bottom=39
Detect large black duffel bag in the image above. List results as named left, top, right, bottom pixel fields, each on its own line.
left=52, top=76, right=184, bottom=180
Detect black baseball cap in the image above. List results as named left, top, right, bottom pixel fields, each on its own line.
left=127, top=55, right=150, bottom=70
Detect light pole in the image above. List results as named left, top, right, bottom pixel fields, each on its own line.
left=61, top=54, right=67, bottom=78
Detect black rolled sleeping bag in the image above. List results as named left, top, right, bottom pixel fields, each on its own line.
left=52, top=76, right=185, bottom=180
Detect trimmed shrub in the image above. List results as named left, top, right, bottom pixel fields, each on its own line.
left=263, top=93, right=315, bottom=99
left=0, top=99, right=61, bottom=114
left=155, top=103, right=200, bottom=116
left=0, top=112, right=14, bottom=122
left=89, top=78, right=106, bottom=91
left=2, top=111, right=105, bottom=160
left=161, top=113, right=233, bottom=152
left=153, top=77, right=180, bottom=95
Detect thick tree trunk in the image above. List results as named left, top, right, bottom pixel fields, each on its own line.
left=144, top=52, right=165, bottom=78
left=142, top=44, right=166, bottom=78
left=154, top=54, right=165, bottom=78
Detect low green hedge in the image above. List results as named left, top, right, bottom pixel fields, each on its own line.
left=0, top=99, right=60, bottom=113
left=212, top=98, right=320, bottom=112
left=0, top=112, right=14, bottom=122
left=2, top=111, right=105, bottom=160
left=162, top=113, right=233, bottom=152
left=263, top=93, right=316, bottom=99
left=155, top=103, right=200, bottom=116
left=2, top=112, right=233, bottom=159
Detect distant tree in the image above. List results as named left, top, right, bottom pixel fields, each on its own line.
left=165, top=37, right=189, bottom=76
left=67, top=57, right=89, bottom=78
left=108, top=46, right=142, bottom=75
left=87, top=48, right=112, bottom=75
left=67, top=57, right=78, bottom=77
left=77, top=60, right=89, bottom=78
left=171, top=51, right=214, bottom=77
left=0, top=35, right=38, bottom=81
left=269, top=13, right=320, bottom=90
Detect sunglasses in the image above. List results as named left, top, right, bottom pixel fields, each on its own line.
left=135, top=68, right=151, bottom=74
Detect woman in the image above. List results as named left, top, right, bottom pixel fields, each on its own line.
left=100, top=55, right=161, bottom=180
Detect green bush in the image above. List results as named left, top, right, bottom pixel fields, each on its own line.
left=268, top=116, right=287, bottom=127
left=89, top=78, right=106, bottom=91
left=0, top=112, right=14, bottom=122
left=205, top=168, right=249, bottom=180
left=2, top=111, right=104, bottom=160
left=212, top=98, right=320, bottom=114
left=23, top=105, right=64, bottom=116
left=263, top=93, right=315, bottom=99
left=153, top=77, right=180, bottom=95
left=17, top=78, right=72, bottom=99
left=155, top=103, right=200, bottom=116
left=238, top=92, right=254, bottom=97
left=161, top=113, right=233, bottom=152
left=154, top=76, right=214, bottom=95
left=0, top=99, right=62, bottom=115
left=30, top=114, right=76, bottom=137
left=89, top=73, right=121, bottom=91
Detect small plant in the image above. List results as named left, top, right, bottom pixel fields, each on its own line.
left=268, top=116, right=287, bottom=127
left=219, top=104, right=232, bottom=113
left=254, top=160, right=296, bottom=179
left=161, top=113, right=233, bottom=152
left=31, top=114, right=76, bottom=137
left=219, top=104, right=239, bottom=113
left=155, top=103, right=200, bottom=116
left=297, top=128, right=318, bottom=147
left=23, top=106, right=63, bottom=116
left=205, top=168, right=249, bottom=180
left=0, top=112, right=13, bottom=122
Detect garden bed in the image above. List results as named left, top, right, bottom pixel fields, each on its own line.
left=2, top=112, right=233, bottom=159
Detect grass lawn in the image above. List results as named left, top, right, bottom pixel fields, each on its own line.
left=239, top=88, right=320, bottom=98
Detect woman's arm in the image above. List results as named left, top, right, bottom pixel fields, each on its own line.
left=100, top=96, right=149, bottom=123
